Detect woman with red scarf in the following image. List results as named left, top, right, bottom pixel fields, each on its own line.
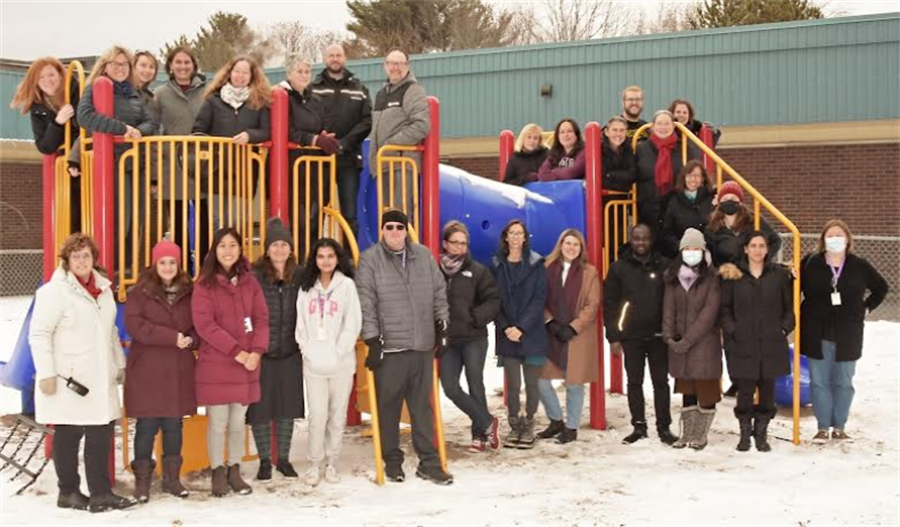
left=635, top=110, right=700, bottom=234
left=536, top=229, right=600, bottom=444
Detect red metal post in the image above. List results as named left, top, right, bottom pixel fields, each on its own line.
left=583, top=122, right=606, bottom=430
left=92, top=77, right=115, bottom=275
left=700, top=124, right=715, bottom=175
left=498, top=130, right=514, bottom=182
left=422, top=97, right=441, bottom=258
left=270, top=88, right=289, bottom=221
left=346, top=375, right=361, bottom=426
left=41, top=154, right=58, bottom=283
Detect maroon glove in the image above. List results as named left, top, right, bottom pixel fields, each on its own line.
left=316, top=132, right=340, bottom=156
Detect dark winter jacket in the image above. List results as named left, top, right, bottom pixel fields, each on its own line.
left=625, top=118, right=648, bottom=142
left=283, top=82, right=326, bottom=147
left=635, top=139, right=701, bottom=230
left=191, top=259, right=269, bottom=406
left=504, top=147, right=548, bottom=186
left=310, top=68, right=372, bottom=162
left=124, top=281, right=198, bottom=418
left=77, top=82, right=156, bottom=137
left=604, top=249, right=671, bottom=342
left=679, top=119, right=721, bottom=147
left=800, top=252, right=888, bottom=362
left=537, top=148, right=586, bottom=182
left=663, top=261, right=722, bottom=380
left=252, top=267, right=303, bottom=360
left=30, top=79, right=81, bottom=154
left=357, top=239, right=449, bottom=352
left=491, top=250, right=549, bottom=358
left=368, top=72, right=429, bottom=173
left=442, top=255, right=500, bottom=344
left=192, top=91, right=271, bottom=144
left=719, top=262, right=794, bottom=380
left=706, top=218, right=781, bottom=267
left=601, top=135, right=636, bottom=193
left=660, top=188, right=715, bottom=258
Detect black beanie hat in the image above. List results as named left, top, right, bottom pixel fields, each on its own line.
left=265, top=217, right=293, bottom=250
left=381, top=209, right=409, bottom=228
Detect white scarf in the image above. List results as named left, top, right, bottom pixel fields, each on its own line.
left=220, top=83, right=250, bottom=110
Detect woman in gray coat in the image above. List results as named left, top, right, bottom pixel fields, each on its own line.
left=663, top=228, right=722, bottom=450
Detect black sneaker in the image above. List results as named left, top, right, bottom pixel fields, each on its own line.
left=536, top=419, right=565, bottom=440
left=385, top=464, right=405, bottom=483
left=415, top=465, right=454, bottom=486
left=657, top=427, right=679, bottom=445
left=57, top=490, right=90, bottom=511
left=257, top=458, right=273, bottom=482
left=556, top=428, right=578, bottom=444
left=276, top=461, right=299, bottom=479
left=89, top=492, right=137, bottom=513
left=622, top=423, right=649, bottom=445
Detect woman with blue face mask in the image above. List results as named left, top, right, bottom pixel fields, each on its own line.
left=800, top=220, right=888, bottom=444
left=662, top=228, right=723, bottom=450
left=660, top=160, right=715, bottom=258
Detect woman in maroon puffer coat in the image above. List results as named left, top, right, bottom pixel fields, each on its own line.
left=192, top=227, right=269, bottom=497
left=125, top=239, right=198, bottom=502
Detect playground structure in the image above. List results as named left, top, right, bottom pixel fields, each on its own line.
left=0, top=61, right=810, bottom=490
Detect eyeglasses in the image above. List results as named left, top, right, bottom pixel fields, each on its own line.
left=384, top=224, right=406, bottom=231
left=109, top=61, right=130, bottom=69
left=624, top=97, right=643, bottom=103
left=385, top=61, right=408, bottom=67
left=69, top=252, right=93, bottom=261
left=507, top=232, right=525, bottom=238
left=446, top=240, right=468, bottom=247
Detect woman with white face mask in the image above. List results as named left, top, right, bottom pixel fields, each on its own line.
left=800, top=219, right=888, bottom=444
left=662, top=228, right=723, bottom=450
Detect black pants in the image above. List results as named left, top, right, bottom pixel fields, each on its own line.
left=336, top=159, right=361, bottom=238
left=623, top=339, right=672, bottom=428
left=374, top=350, right=439, bottom=469
left=734, top=378, right=776, bottom=419
left=53, top=422, right=113, bottom=496
left=502, top=357, right=542, bottom=419
left=168, top=199, right=210, bottom=273
left=133, top=417, right=183, bottom=461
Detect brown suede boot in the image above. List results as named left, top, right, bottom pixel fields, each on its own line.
left=161, top=456, right=189, bottom=498
left=131, top=459, right=155, bottom=503
left=211, top=466, right=229, bottom=497
left=227, top=464, right=252, bottom=495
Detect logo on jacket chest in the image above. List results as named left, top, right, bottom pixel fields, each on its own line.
left=308, top=298, right=339, bottom=317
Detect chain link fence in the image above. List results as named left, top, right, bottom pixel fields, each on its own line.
left=779, top=234, right=900, bottom=321
left=0, top=250, right=42, bottom=297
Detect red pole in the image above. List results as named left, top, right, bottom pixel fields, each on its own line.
left=346, top=375, right=361, bottom=426
left=41, top=154, right=58, bottom=283
left=92, top=77, right=115, bottom=276
left=422, top=97, right=441, bottom=258
left=270, top=88, right=289, bottom=221
left=583, top=122, right=606, bottom=430
left=498, top=130, right=514, bottom=182
left=700, top=124, right=715, bottom=176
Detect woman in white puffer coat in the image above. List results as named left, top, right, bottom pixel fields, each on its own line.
left=295, top=238, right=362, bottom=487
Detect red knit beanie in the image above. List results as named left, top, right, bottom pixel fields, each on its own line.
left=717, top=181, right=744, bottom=203
left=152, top=239, right=181, bottom=265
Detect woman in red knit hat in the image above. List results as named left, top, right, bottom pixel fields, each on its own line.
left=705, top=181, right=782, bottom=268
left=124, top=239, right=198, bottom=502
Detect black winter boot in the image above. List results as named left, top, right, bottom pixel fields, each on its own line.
left=88, top=492, right=136, bottom=513
left=161, top=456, right=189, bottom=497
left=556, top=428, right=578, bottom=444
left=622, top=422, right=649, bottom=444
left=130, top=458, right=155, bottom=503
left=256, top=458, right=272, bottom=482
left=657, top=426, right=678, bottom=446
left=536, top=419, right=565, bottom=440
left=736, top=415, right=753, bottom=452
left=57, top=490, right=90, bottom=511
left=754, top=415, right=773, bottom=452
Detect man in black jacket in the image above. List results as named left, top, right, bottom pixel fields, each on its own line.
left=311, top=44, right=372, bottom=236
left=604, top=224, right=677, bottom=444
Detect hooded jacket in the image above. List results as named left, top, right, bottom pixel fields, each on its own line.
left=367, top=72, right=430, bottom=174
left=442, top=254, right=500, bottom=344
left=662, top=259, right=722, bottom=380
left=30, top=79, right=81, bottom=154
left=660, top=187, right=715, bottom=258
left=504, top=146, right=548, bottom=186
left=604, top=249, right=671, bottom=342
left=601, top=135, right=636, bottom=193
left=491, top=250, right=549, bottom=358
left=295, top=271, right=362, bottom=378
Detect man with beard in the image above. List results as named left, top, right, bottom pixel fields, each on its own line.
left=620, top=85, right=648, bottom=142
left=310, top=44, right=372, bottom=236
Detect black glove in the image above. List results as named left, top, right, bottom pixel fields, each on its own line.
left=316, top=131, right=340, bottom=156
left=558, top=325, right=577, bottom=343
left=546, top=320, right=565, bottom=340
left=434, top=320, right=449, bottom=358
left=364, top=336, right=384, bottom=371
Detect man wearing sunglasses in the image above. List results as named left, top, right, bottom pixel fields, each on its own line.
left=357, top=209, right=452, bottom=485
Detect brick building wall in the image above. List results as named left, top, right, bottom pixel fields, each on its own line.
left=444, top=142, right=900, bottom=236
left=0, top=162, right=43, bottom=250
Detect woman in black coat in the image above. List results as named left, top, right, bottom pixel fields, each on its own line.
left=800, top=219, right=888, bottom=443
left=601, top=116, right=636, bottom=193
left=635, top=110, right=700, bottom=234
left=705, top=181, right=781, bottom=267
left=504, top=123, right=548, bottom=186
left=248, top=218, right=304, bottom=481
left=669, top=98, right=721, bottom=146
left=660, top=160, right=715, bottom=258
left=719, top=232, right=794, bottom=452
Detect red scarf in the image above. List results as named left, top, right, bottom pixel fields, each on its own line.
left=650, top=133, right=678, bottom=197
left=76, top=272, right=102, bottom=299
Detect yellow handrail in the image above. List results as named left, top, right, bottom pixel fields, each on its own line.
left=375, top=145, right=421, bottom=236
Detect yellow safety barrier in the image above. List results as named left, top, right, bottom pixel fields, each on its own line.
left=602, top=190, right=638, bottom=277
left=291, top=151, right=341, bottom=260
left=375, top=145, right=421, bottom=236
left=114, top=137, right=269, bottom=301
left=629, top=122, right=803, bottom=445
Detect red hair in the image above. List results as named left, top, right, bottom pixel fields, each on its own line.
left=9, top=57, right=66, bottom=114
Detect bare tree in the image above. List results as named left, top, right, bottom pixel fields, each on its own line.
left=531, top=0, right=637, bottom=42
left=633, top=2, right=699, bottom=35
left=267, top=21, right=348, bottom=66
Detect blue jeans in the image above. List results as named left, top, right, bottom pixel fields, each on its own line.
left=538, top=379, right=586, bottom=430
left=809, top=340, right=857, bottom=430
left=439, top=339, right=493, bottom=438
left=134, top=417, right=183, bottom=461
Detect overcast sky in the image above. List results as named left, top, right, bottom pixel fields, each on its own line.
left=1, top=0, right=897, bottom=61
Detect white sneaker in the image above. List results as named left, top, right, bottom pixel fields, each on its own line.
left=304, top=466, right=321, bottom=487
left=324, top=465, right=340, bottom=484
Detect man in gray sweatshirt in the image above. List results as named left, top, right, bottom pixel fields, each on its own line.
left=357, top=209, right=452, bottom=485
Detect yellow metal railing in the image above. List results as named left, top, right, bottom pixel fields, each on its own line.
left=374, top=145, right=421, bottom=237
left=629, top=122, right=803, bottom=445
left=115, top=136, right=269, bottom=301
left=602, top=189, right=638, bottom=277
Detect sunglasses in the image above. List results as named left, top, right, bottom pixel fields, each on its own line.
left=384, top=224, right=406, bottom=231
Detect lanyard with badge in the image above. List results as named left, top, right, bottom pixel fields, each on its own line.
left=829, top=259, right=845, bottom=306
left=316, top=289, right=334, bottom=341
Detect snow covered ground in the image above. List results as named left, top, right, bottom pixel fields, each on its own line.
left=1, top=295, right=898, bottom=526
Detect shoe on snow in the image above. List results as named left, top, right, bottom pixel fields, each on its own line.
left=416, top=465, right=454, bottom=486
